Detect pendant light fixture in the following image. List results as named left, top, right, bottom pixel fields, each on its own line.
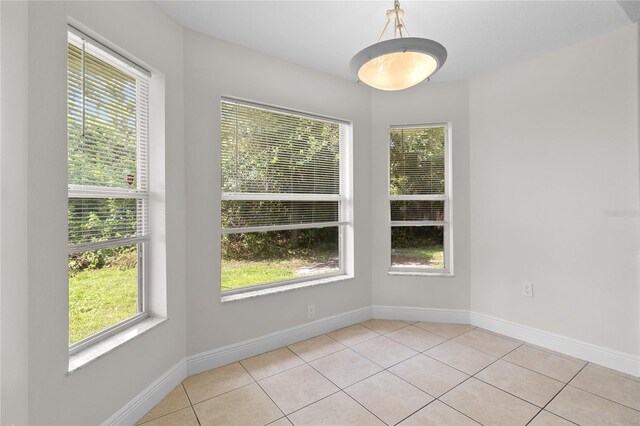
left=350, top=1, right=447, bottom=91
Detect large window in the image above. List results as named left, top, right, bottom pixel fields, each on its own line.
left=67, top=28, right=150, bottom=351
left=221, top=99, right=352, bottom=294
left=389, top=124, right=452, bottom=274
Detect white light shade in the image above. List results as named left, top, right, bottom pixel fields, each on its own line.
left=357, top=51, right=438, bottom=91
left=351, top=37, right=447, bottom=91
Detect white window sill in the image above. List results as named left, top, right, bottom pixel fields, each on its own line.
left=68, top=317, right=167, bottom=373
left=388, top=269, right=454, bottom=277
left=221, top=274, right=354, bottom=303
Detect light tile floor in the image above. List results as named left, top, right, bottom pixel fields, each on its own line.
left=137, top=320, right=640, bottom=426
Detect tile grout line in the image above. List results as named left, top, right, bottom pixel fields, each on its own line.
left=348, top=323, right=483, bottom=425
left=181, top=383, right=202, bottom=426
left=242, top=347, right=306, bottom=381
left=524, top=363, right=589, bottom=426
left=135, top=383, right=198, bottom=425
left=497, top=354, right=585, bottom=384
left=562, top=383, right=640, bottom=414
left=236, top=360, right=290, bottom=423
left=298, top=332, right=394, bottom=425
left=294, top=320, right=436, bottom=425
left=432, top=340, right=528, bottom=425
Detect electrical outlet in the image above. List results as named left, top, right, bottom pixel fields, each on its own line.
left=307, top=304, right=315, bottom=320
left=522, top=282, right=533, bottom=297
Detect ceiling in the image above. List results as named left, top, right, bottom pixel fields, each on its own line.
left=156, top=1, right=639, bottom=82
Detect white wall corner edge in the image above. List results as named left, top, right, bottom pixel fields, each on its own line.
left=102, top=358, right=188, bottom=426
left=186, top=306, right=373, bottom=377
left=469, top=311, right=640, bottom=377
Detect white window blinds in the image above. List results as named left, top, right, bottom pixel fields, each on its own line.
left=221, top=99, right=351, bottom=234
left=389, top=125, right=448, bottom=225
left=67, top=30, right=149, bottom=252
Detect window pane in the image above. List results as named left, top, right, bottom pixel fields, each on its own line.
left=221, top=227, right=339, bottom=291
left=390, top=200, right=445, bottom=221
left=222, top=200, right=339, bottom=229
left=221, top=101, right=340, bottom=194
left=68, top=197, right=141, bottom=245
left=67, top=43, right=141, bottom=189
left=68, top=245, right=139, bottom=344
left=390, top=127, right=446, bottom=195
left=391, top=226, right=444, bottom=269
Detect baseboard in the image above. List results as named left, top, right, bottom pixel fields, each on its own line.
left=186, top=306, right=372, bottom=376
left=102, top=358, right=187, bottom=426
left=372, top=305, right=470, bottom=324
left=469, top=311, right=640, bottom=377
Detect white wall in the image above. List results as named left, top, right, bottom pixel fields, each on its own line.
left=370, top=81, right=471, bottom=310
left=469, top=24, right=640, bottom=356
left=6, top=2, right=187, bottom=424
left=183, top=30, right=372, bottom=356
left=1, top=2, right=30, bottom=424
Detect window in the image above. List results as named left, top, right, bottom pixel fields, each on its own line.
left=67, top=28, right=151, bottom=352
left=220, top=98, right=352, bottom=294
left=389, top=124, right=452, bottom=274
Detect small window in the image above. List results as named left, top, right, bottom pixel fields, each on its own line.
left=67, top=28, right=150, bottom=352
left=220, top=99, right=352, bottom=294
left=389, top=124, right=452, bottom=274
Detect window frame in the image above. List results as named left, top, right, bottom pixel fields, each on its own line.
left=387, top=122, right=454, bottom=276
left=220, top=97, right=353, bottom=296
left=67, top=27, right=152, bottom=355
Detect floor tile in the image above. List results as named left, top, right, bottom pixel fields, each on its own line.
left=359, top=319, right=408, bottom=334
left=137, top=384, right=190, bottom=424
left=385, top=325, right=447, bottom=352
left=182, top=362, right=254, bottom=404
left=588, top=362, right=640, bottom=382
left=288, top=335, right=345, bottom=362
left=139, top=407, right=198, bottom=426
left=476, top=359, right=564, bottom=407
left=267, top=418, right=293, bottom=426
left=569, top=365, right=640, bottom=410
left=259, top=364, right=339, bottom=414
left=241, top=347, right=305, bottom=381
left=452, top=329, right=522, bottom=357
left=425, top=340, right=496, bottom=375
left=309, top=348, right=382, bottom=388
left=345, top=371, right=433, bottom=425
left=351, top=335, right=417, bottom=368
left=326, top=324, right=379, bottom=347
left=414, top=322, right=475, bottom=339
left=546, top=386, right=640, bottom=426
left=440, top=378, right=539, bottom=425
left=528, top=410, right=576, bottom=426
left=192, top=383, right=282, bottom=426
left=502, top=345, right=586, bottom=382
left=399, top=400, right=480, bottom=426
left=288, top=391, right=384, bottom=425
left=389, top=354, right=468, bottom=397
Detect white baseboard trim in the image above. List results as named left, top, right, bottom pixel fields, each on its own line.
left=102, top=358, right=187, bottom=426
left=469, top=311, right=640, bottom=377
left=372, top=305, right=470, bottom=324
left=186, top=306, right=372, bottom=376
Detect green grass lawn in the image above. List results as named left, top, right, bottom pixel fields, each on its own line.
left=221, top=256, right=338, bottom=291
left=221, top=260, right=297, bottom=290
left=69, top=267, right=137, bottom=344
left=392, top=245, right=444, bottom=268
